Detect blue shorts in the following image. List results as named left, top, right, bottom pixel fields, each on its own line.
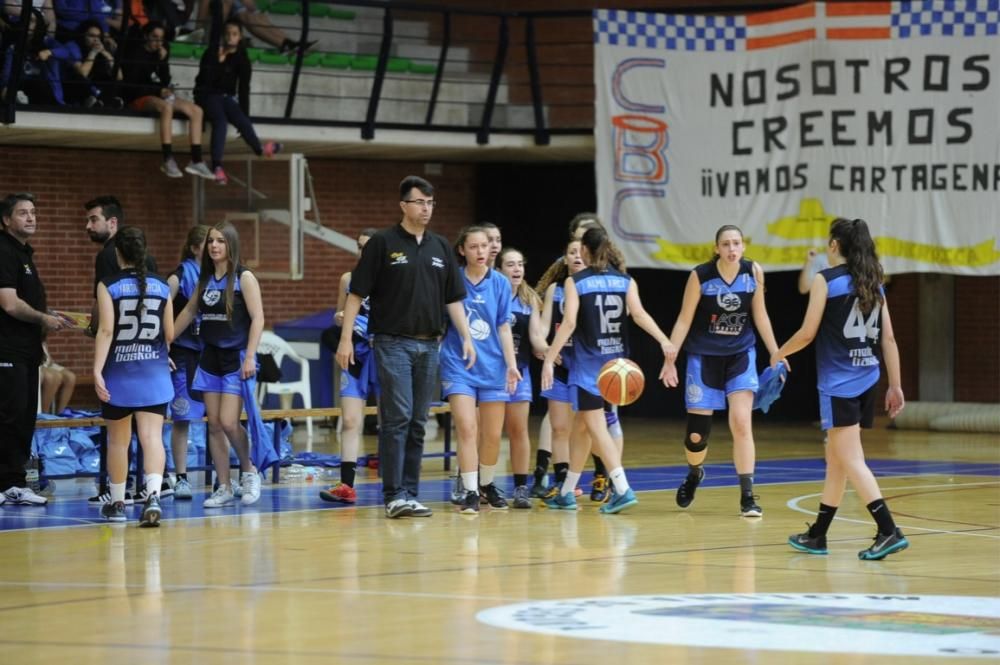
left=684, top=348, right=758, bottom=411
left=504, top=370, right=532, bottom=403
left=340, top=351, right=379, bottom=400
left=442, top=380, right=508, bottom=404
left=193, top=347, right=246, bottom=397
left=819, top=384, right=877, bottom=431
left=541, top=375, right=572, bottom=404
left=571, top=385, right=606, bottom=412
left=169, top=346, right=205, bottom=421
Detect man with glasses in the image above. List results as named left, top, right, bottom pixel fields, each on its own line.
left=0, top=193, right=67, bottom=506
left=336, top=176, right=475, bottom=518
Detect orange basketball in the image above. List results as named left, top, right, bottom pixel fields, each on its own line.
left=597, top=358, right=645, bottom=406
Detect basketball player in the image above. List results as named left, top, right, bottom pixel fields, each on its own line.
left=773, top=218, right=908, bottom=560
left=541, top=226, right=677, bottom=514
left=320, top=228, right=380, bottom=505
left=497, top=246, right=543, bottom=509
left=174, top=222, right=265, bottom=508
left=667, top=225, right=785, bottom=517
left=93, top=227, right=172, bottom=526
left=441, top=226, right=520, bottom=515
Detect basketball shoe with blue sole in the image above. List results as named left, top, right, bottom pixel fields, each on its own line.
left=599, top=488, right=638, bottom=514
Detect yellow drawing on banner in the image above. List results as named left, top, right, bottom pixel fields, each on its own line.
left=766, top=198, right=838, bottom=240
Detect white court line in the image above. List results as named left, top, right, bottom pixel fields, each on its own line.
left=787, top=480, right=1000, bottom=539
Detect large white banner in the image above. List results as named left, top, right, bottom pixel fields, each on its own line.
left=594, top=2, right=1000, bottom=275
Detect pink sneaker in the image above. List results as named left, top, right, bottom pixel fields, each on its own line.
left=262, top=141, right=283, bottom=158
left=214, top=166, right=228, bottom=185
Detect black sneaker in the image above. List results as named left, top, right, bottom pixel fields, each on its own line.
left=140, top=494, right=161, bottom=528
left=529, top=476, right=549, bottom=498
left=101, top=500, right=127, bottom=522
left=590, top=474, right=611, bottom=503
left=479, top=483, right=509, bottom=510
left=460, top=490, right=479, bottom=515
left=858, top=528, right=909, bottom=560
left=676, top=467, right=704, bottom=508
left=449, top=475, right=465, bottom=505
left=740, top=494, right=763, bottom=517
left=89, top=491, right=134, bottom=506
left=788, top=529, right=828, bottom=555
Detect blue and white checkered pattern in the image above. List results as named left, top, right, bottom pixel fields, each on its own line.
left=892, top=0, right=1000, bottom=37
left=594, top=10, right=745, bottom=52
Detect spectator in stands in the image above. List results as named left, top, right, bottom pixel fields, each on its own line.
left=194, top=0, right=280, bottom=185
left=0, top=192, right=68, bottom=506
left=120, top=20, right=214, bottom=179
left=40, top=341, right=76, bottom=414
left=4, top=0, right=56, bottom=35
left=0, top=7, right=70, bottom=105
left=197, top=0, right=313, bottom=54
left=62, top=18, right=123, bottom=107
left=52, top=0, right=112, bottom=43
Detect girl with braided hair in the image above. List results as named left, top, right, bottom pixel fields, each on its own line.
left=93, top=226, right=173, bottom=526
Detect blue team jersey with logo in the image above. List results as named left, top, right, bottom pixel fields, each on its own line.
left=568, top=267, right=631, bottom=396
left=817, top=265, right=883, bottom=397
left=199, top=267, right=251, bottom=349
left=684, top=259, right=757, bottom=356
left=171, top=258, right=202, bottom=351
left=101, top=271, right=173, bottom=406
left=510, top=295, right=532, bottom=370
left=440, top=269, right=512, bottom=390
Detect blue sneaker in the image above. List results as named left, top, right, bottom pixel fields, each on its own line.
left=858, top=528, right=909, bottom=560
left=599, top=488, right=638, bottom=514
left=544, top=490, right=578, bottom=510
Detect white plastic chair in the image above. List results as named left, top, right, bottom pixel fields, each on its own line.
left=256, top=330, right=313, bottom=440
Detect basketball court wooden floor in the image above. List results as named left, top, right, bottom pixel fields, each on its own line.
left=0, top=419, right=997, bottom=664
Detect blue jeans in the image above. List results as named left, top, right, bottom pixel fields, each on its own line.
left=195, top=92, right=262, bottom=168
left=373, top=335, right=439, bottom=504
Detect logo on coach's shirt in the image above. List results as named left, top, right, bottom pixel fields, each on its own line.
left=431, top=257, right=445, bottom=269
left=390, top=252, right=408, bottom=266
left=23, top=263, right=32, bottom=275
left=203, top=289, right=222, bottom=307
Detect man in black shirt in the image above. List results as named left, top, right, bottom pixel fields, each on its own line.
left=0, top=193, right=67, bottom=505
left=337, top=176, right=475, bottom=518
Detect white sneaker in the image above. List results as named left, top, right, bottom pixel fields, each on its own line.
left=241, top=471, right=261, bottom=505
left=203, top=486, right=235, bottom=508
left=161, top=157, right=183, bottom=178
left=184, top=161, right=215, bottom=179
left=3, top=486, right=48, bottom=505
left=173, top=477, right=193, bottom=500
left=0, top=491, right=5, bottom=505
left=230, top=477, right=243, bottom=498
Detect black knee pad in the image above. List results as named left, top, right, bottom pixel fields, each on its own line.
left=684, top=413, right=713, bottom=453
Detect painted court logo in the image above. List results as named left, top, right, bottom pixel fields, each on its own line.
left=477, top=594, right=1000, bottom=658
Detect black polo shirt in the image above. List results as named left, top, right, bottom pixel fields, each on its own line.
left=0, top=231, right=46, bottom=362
left=93, top=236, right=158, bottom=296
left=349, top=222, right=465, bottom=338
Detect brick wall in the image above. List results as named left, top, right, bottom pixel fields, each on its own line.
left=954, top=276, right=1000, bottom=403
left=0, top=146, right=475, bottom=388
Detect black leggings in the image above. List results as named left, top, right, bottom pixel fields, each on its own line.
left=196, top=92, right=262, bottom=169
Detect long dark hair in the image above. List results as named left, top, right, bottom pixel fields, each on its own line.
left=580, top=226, right=626, bottom=273
left=830, top=217, right=884, bottom=315
left=196, top=221, right=242, bottom=321
left=179, top=224, right=210, bottom=262
left=535, top=239, right=579, bottom=293
left=115, top=226, right=149, bottom=314
left=498, top=246, right=541, bottom=309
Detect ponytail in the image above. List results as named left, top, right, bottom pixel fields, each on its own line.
left=115, top=226, right=149, bottom=314
left=830, top=217, right=884, bottom=315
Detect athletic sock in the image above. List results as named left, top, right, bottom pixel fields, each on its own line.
left=341, top=461, right=356, bottom=487
left=513, top=473, right=528, bottom=487
left=162, top=143, right=172, bottom=160
left=561, top=471, right=581, bottom=497
left=809, top=503, right=838, bottom=538
left=534, top=450, right=551, bottom=480
left=608, top=467, right=630, bottom=494
left=738, top=473, right=754, bottom=497
left=461, top=471, right=478, bottom=493
left=592, top=454, right=607, bottom=477
left=145, top=473, right=162, bottom=498
left=866, top=498, right=897, bottom=535
left=110, top=481, right=126, bottom=503
left=479, top=463, right=496, bottom=487
left=190, top=144, right=203, bottom=163
left=553, top=462, right=569, bottom=486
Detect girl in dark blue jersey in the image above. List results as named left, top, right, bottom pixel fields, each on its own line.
left=772, top=218, right=908, bottom=561
left=93, top=226, right=173, bottom=526
left=667, top=225, right=784, bottom=518
left=320, top=228, right=380, bottom=505
left=497, top=246, right=543, bottom=509
left=174, top=222, right=265, bottom=509
left=541, top=227, right=677, bottom=514
left=441, top=226, right=520, bottom=515
left=165, top=224, right=209, bottom=501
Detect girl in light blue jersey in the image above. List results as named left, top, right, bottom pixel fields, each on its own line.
left=441, top=226, right=520, bottom=515
left=772, top=218, right=908, bottom=561
left=497, top=246, right=543, bottom=509
left=93, top=226, right=173, bottom=527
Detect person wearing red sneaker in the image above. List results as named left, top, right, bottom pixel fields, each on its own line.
left=320, top=229, right=380, bottom=506
left=193, top=0, right=282, bottom=187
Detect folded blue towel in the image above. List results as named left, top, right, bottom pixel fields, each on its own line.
left=754, top=364, right=788, bottom=413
